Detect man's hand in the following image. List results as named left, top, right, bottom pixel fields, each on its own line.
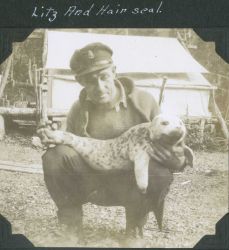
left=37, top=128, right=65, bottom=145
left=151, top=143, right=172, bottom=163
left=150, top=142, right=186, bottom=171
left=35, top=121, right=61, bottom=149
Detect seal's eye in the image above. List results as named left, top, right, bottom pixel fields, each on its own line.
left=161, top=121, right=169, bottom=126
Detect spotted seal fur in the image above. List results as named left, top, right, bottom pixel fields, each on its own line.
left=37, top=114, right=193, bottom=193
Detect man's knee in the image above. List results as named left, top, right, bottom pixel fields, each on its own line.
left=42, top=144, right=76, bottom=161
left=42, top=145, right=79, bottom=175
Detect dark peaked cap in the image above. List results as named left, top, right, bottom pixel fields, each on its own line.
left=70, top=42, right=113, bottom=76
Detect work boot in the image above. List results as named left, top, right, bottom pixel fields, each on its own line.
left=48, top=224, right=82, bottom=247
left=56, top=207, right=85, bottom=244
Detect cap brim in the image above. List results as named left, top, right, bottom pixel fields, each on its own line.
left=76, top=63, right=113, bottom=77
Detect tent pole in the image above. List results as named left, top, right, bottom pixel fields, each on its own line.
left=38, top=29, right=49, bottom=126
left=158, top=76, right=167, bottom=106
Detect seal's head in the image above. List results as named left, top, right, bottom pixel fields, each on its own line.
left=150, top=114, right=186, bottom=145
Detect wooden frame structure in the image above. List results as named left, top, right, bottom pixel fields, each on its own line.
left=0, top=30, right=228, bottom=145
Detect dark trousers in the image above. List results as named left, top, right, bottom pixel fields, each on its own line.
left=42, top=145, right=173, bottom=230
left=42, top=145, right=102, bottom=227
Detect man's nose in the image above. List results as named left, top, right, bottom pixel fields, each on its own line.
left=175, top=125, right=182, bottom=130
left=95, top=78, right=105, bottom=92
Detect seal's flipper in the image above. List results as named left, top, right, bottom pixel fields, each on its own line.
left=134, top=151, right=150, bottom=193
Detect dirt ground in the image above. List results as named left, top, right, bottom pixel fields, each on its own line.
left=0, top=131, right=228, bottom=247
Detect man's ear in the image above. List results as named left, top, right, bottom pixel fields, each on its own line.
left=151, top=114, right=161, bottom=123
left=75, top=75, right=79, bottom=82
left=111, top=65, right=117, bottom=76
left=75, top=75, right=85, bottom=86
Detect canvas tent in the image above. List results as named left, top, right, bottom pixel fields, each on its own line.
left=43, top=30, right=215, bottom=119
left=130, top=73, right=214, bottom=117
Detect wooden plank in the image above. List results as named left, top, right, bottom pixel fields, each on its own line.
left=0, top=160, right=42, bottom=169
left=182, top=115, right=218, bottom=123
left=0, top=107, right=69, bottom=117
left=136, top=83, right=217, bottom=90
left=13, top=120, right=37, bottom=126
left=45, top=68, right=73, bottom=76
left=48, top=108, right=68, bottom=117
left=0, top=107, right=217, bottom=123
left=0, top=107, right=36, bottom=116
left=0, top=160, right=43, bottom=174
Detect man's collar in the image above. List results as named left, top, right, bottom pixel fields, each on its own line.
left=114, top=79, right=127, bottom=111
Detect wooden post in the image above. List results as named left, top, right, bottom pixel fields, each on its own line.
left=211, top=89, right=229, bottom=143
left=0, top=54, right=12, bottom=98
left=158, top=76, right=167, bottom=106
left=40, top=77, right=48, bottom=125
left=35, top=29, right=49, bottom=126
left=28, top=59, right=33, bottom=85
left=199, top=119, right=206, bottom=143
left=31, top=64, right=42, bottom=125
left=42, top=29, right=48, bottom=68
left=210, top=124, right=215, bottom=134
left=0, top=115, right=5, bottom=140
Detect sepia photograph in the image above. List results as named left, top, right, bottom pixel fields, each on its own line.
left=0, top=28, right=228, bottom=247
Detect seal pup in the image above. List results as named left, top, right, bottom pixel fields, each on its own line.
left=37, top=114, right=193, bottom=193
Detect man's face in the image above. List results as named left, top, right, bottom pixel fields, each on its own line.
left=77, top=66, right=117, bottom=104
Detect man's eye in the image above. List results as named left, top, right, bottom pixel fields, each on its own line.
left=86, top=77, right=95, bottom=83
left=83, top=81, right=93, bottom=88
left=100, top=75, right=109, bottom=80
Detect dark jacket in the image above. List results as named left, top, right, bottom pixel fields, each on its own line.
left=66, top=77, right=186, bottom=169
left=66, top=77, right=160, bottom=137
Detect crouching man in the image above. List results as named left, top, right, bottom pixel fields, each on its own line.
left=41, top=42, right=187, bottom=236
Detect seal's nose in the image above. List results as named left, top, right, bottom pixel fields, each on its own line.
left=170, top=130, right=181, bottom=136
left=169, top=129, right=183, bottom=142
left=175, top=126, right=182, bottom=131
